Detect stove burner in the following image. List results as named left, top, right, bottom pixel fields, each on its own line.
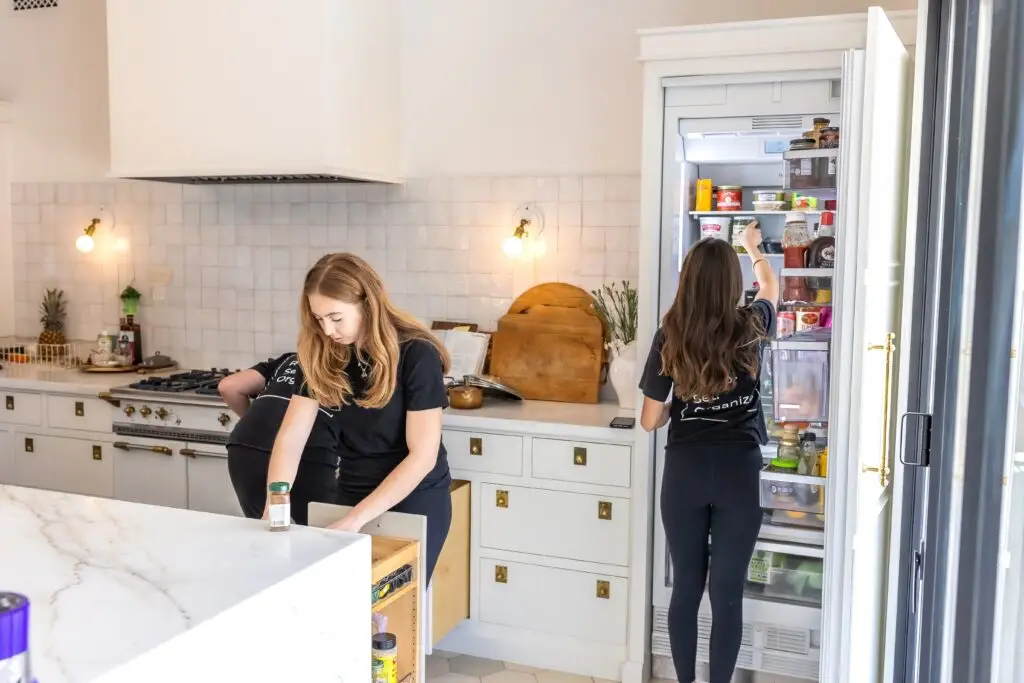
left=128, top=368, right=239, bottom=394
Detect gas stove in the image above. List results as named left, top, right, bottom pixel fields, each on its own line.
left=109, top=368, right=242, bottom=444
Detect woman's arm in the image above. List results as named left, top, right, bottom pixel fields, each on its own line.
left=218, top=369, right=267, bottom=417
left=741, top=221, right=779, bottom=305
left=640, top=397, right=671, bottom=432
left=330, top=407, right=442, bottom=531
left=262, top=396, right=320, bottom=516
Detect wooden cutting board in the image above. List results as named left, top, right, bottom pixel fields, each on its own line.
left=489, top=283, right=605, bottom=404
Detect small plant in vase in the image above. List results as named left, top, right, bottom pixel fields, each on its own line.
left=591, top=281, right=639, bottom=410
left=120, top=283, right=142, bottom=317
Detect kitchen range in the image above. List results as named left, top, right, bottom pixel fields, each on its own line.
left=103, top=368, right=245, bottom=515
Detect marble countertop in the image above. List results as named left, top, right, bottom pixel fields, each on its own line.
left=0, top=485, right=371, bottom=682
left=0, top=364, right=175, bottom=395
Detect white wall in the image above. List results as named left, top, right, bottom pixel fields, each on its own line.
left=0, top=0, right=916, bottom=182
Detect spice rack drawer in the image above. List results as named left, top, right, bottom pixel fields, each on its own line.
left=444, top=430, right=523, bottom=476
left=479, top=557, right=627, bottom=646
left=760, top=470, right=826, bottom=516
left=479, top=484, right=630, bottom=566
left=431, top=479, right=471, bottom=645
left=46, top=395, right=113, bottom=433
left=531, top=438, right=631, bottom=487
left=0, top=391, right=43, bottom=427
left=371, top=536, right=420, bottom=683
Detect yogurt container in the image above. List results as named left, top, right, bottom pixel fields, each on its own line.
left=699, top=215, right=732, bottom=242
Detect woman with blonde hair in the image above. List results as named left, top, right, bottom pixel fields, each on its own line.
left=265, top=252, right=453, bottom=581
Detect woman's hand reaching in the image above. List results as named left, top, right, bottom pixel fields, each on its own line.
left=741, top=219, right=763, bottom=254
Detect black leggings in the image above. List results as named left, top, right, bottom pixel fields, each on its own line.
left=661, top=444, right=763, bottom=683
left=337, top=477, right=452, bottom=585
left=227, top=445, right=339, bottom=526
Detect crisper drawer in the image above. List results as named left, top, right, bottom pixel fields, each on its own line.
left=760, top=469, right=826, bottom=517
left=479, top=484, right=629, bottom=566
left=531, top=438, right=631, bottom=488
left=745, top=542, right=825, bottom=608
left=0, top=391, right=42, bottom=427
left=443, top=429, right=523, bottom=476
left=479, top=557, right=627, bottom=645
left=46, top=395, right=113, bottom=433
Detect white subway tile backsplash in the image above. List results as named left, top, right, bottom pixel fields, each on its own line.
left=10, top=176, right=640, bottom=367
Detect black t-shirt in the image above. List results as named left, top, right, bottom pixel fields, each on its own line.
left=299, top=338, right=450, bottom=495
left=227, top=353, right=341, bottom=465
left=639, top=300, right=776, bottom=448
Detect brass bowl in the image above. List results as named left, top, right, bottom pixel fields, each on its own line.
left=448, top=384, right=483, bottom=410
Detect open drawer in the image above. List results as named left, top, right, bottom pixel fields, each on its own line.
left=309, top=479, right=471, bottom=682
left=371, top=536, right=421, bottom=683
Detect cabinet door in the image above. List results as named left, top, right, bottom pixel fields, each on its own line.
left=12, top=433, right=113, bottom=497
left=0, top=428, right=13, bottom=484
left=112, top=437, right=188, bottom=508
left=183, top=443, right=242, bottom=516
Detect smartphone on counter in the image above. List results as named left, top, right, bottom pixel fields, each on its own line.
left=609, top=416, right=636, bottom=429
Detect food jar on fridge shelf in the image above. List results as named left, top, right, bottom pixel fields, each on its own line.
left=699, top=215, right=732, bottom=242
left=695, top=178, right=714, bottom=212
left=732, top=216, right=756, bottom=253
left=716, top=186, right=743, bottom=211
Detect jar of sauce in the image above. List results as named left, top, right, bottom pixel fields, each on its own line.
left=716, top=186, right=743, bottom=211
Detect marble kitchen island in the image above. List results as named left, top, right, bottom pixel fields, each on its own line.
left=0, top=484, right=371, bottom=683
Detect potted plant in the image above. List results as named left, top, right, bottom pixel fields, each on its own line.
left=120, top=283, right=142, bottom=317
left=591, top=281, right=639, bottom=410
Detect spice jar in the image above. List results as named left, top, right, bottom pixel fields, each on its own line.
left=268, top=481, right=291, bottom=532
left=372, top=632, right=399, bottom=683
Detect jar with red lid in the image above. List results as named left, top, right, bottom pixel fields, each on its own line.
left=716, top=186, right=743, bottom=211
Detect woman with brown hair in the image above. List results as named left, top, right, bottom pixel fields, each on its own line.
left=639, top=222, right=778, bottom=683
left=264, top=252, right=453, bottom=581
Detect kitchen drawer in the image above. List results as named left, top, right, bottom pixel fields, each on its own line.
left=46, top=395, right=113, bottom=433
left=479, top=557, right=627, bottom=645
left=443, top=429, right=523, bottom=476
left=0, top=391, right=42, bottom=427
left=12, top=433, right=113, bottom=498
left=182, top=443, right=242, bottom=516
left=112, top=436, right=188, bottom=509
left=431, top=479, right=470, bottom=645
left=479, top=484, right=629, bottom=566
left=532, top=437, right=631, bottom=487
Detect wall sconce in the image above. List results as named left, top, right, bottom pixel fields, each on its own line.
left=501, top=203, right=546, bottom=258
left=76, top=218, right=101, bottom=254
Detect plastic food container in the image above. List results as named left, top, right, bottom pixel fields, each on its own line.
left=760, top=470, right=826, bottom=515
left=731, top=216, right=756, bottom=253
left=699, top=215, right=732, bottom=241
left=716, top=186, right=743, bottom=211
left=771, top=339, right=831, bottom=423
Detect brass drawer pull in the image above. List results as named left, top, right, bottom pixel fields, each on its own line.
left=92, top=445, right=103, bottom=461
left=469, top=436, right=482, bottom=455
left=495, top=489, right=509, bottom=508
left=75, top=401, right=85, bottom=417
left=573, top=446, right=587, bottom=466
left=179, top=448, right=224, bottom=458
left=24, top=437, right=33, bottom=453
left=495, top=565, right=508, bottom=584
left=113, top=441, right=173, bottom=456
left=596, top=580, right=610, bottom=599
left=598, top=501, right=612, bottom=520
left=5, top=395, right=13, bottom=410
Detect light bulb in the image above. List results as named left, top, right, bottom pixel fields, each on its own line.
left=502, top=235, right=524, bottom=258
left=76, top=234, right=95, bottom=253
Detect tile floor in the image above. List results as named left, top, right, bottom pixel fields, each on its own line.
left=425, top=651, right=672, bottom=683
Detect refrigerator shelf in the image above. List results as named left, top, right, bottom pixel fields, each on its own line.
left=759, top=519, right=826, bottom=547
left=780, top=267, right=834, bottom=278
left=783, top=148, right=840, bottom=160
left=772, top=338, right=831, bottom=352
left=688, top=210, right=825, bottom=217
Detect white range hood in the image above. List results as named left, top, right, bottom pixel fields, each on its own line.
left=105, top=0, right=401, bottom=184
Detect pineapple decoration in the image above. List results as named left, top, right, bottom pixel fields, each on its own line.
left=38, top=288, right=69, bottom=355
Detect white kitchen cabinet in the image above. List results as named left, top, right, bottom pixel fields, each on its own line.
left=532, top=437, right=632, bottom=488
left=182, top=443, right=242, bottom=516
left=443, top=429, right=523, bottom=475
left=0, top=428, right=13, bottom=485
left=1, top=390, right=43, bottom=426
left=46, top=395, right=113, bottom=433
left=112, top=436, right=188, bottom=509
left=11, top=432, right=113, bottom=498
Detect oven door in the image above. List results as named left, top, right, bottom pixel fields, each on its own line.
left=112, top=434, right=189, bottom=509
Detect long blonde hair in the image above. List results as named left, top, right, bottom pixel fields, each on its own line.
left=298, top=253, right=451, bottom=409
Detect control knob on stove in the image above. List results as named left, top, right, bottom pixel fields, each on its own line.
left=217, top=412, right=231, bottom=427
left=155, top=407, right=169, bottom=420
left=140, top=406, right=152, bottom=418
left=123, top=405, right=135, bottom=417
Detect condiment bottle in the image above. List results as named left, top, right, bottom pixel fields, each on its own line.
left=807, top=211, right=836, bottom=302
left=372, top=632, right=399, bottom=683
left=268, top=481, right=291, bottom=532
left=782, top=212, right=812, bottom=302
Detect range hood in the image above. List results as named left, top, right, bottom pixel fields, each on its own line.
left=105, top=0, right=401, bottom=185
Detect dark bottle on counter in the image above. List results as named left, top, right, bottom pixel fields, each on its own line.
left=118, top=315, right=144, bottom=365
left=807, top=211, right=836, bottom=302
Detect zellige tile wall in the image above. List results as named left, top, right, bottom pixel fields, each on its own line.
left=9, top=176, right=640, bottom=369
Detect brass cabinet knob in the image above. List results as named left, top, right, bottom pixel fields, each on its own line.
left=469, top=436, right=482, bottom=455
left=596, top=580, right=610, bottom=599
left=495, top=565, right=508, bottom=584
left=496, top=489, right=509, bottom=508
left=5, top=395, right=13, bottom=410
left=217, top=413, right=231, bottom=427
left=573, top=446, right=587, bottom=466
left=139, top=406, right=152, bottom=418
left=74, top=401, right=85, bottom=417
left=155, top=407, right=169, bottom=420
left=598, top=501, right=612, bottom=520
left=123, top=405, right=136, bottom=417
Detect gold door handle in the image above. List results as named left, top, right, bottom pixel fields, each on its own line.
left=495, top=565, right=508, bottom=584
left=574, top=446, right=587, bottom=466
left=92, top=445, right=103, bottom=461
left=598, top=501, right=612, bottom=520
left=113, top=441, right=173, bottom=456
left=469, top=436, right=482, bottom=455
left=495, top=489, right=509, bottom=508
left=24, top=437, right=33, bottom=453
left=5, top=395, right=13, bottom=410
left=862, top=333, right=896, bottom=486
left=596, top=580, right=610, bottom=599
left=74, top=401, right=85, bottom=417
left=97, top=391, right=121, bottom=407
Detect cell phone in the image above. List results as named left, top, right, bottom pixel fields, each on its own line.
left=609, top=416, right=636, bottom=429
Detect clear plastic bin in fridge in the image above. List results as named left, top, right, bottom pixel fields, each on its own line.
left=745, top=548, right=824, bottom=607
left=760, top=469, right=826, bottom=516
left=771, top=336, right=830, bottom=423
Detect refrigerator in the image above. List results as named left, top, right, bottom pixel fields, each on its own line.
left=642, top=8, right=917, bottom=682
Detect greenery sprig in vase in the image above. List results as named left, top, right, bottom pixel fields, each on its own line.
left=590, top=280, right=638, bottom=355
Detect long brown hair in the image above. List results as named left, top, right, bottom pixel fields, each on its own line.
left=298, top=253, right=451, bottom=409
left=661, top=238, right=766, bottom=401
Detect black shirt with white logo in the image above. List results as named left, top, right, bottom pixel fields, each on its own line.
left=227, top=353, right=341, bottom=465
left=298, top=339, right=450, bottom=495
left=639, top=300, right=776, bottom=448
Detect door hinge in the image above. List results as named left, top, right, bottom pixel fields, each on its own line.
left=899, top=412, right=933, bottom=468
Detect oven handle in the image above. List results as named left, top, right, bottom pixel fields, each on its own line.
left=112, top=441, right=173, bottom=456
left=179, top=447, right=225, bottom=459
left=97, top=391, right=121, bottom=408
